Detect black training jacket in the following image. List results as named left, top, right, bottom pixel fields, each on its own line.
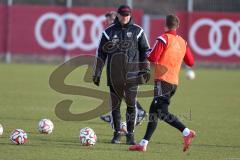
left=93, top=17, right=150, bottom=86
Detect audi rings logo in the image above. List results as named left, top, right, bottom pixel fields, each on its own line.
left=189, top=18, right=240, bottom=57
left=35, top=12, right=105, bottom=51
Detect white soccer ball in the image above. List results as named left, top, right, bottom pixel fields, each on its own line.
left=79, top=127, right=97, bottom=146
left=0, top=124, right=3, bottom=136
left=186, top=69, right=196, bottom=80
left=38, top=119, right=54, bottom=134
left=10, top=129, right=27, bottom=145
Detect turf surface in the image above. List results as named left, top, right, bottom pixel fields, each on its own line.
left=0, top=63, right=240, bottom=160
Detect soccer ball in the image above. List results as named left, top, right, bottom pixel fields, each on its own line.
left=0, top=124, right=3, bottom=136
left=79, top=127, right=97, bottom=146
left=10, top=129, right=27, bottom=145
left=38, top=119, right=54, bottom=134
left=186, top=69, right=196, bottom=80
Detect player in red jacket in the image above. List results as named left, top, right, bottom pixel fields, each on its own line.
left=129, top=14, right=196, bottom=152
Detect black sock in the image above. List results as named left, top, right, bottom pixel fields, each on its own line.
left=111, top=106, right=121, bottom=132
left=126, top=106, right=136, bottom=133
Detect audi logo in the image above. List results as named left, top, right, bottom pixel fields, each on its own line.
left=189, top=18, right=240, bottom=57
left=35, top=12, right=106, bottom=51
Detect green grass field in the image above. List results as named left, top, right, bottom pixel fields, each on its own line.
left=0, top=63, right=240, bottom=160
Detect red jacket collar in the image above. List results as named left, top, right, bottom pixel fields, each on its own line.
left=165, top=30, right=177, bottom=35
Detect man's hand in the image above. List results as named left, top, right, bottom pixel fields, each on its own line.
left=92, top=76, right=100, bottom=86
left=143, top=69, right=151, bottom=83
left=138, top=69, right=151, bottom=83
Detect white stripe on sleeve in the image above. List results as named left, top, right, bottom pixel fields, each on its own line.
left=158, top=36, right=167, bottom=44
left=103, top=31, right=110, bottom=40
left=137, top=29, right=144, bottom=39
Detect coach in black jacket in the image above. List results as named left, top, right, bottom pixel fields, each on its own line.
left=93, top=5, right=150, bottom=145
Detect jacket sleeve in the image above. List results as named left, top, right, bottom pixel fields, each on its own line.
left=137, top=29, right=150, bottom=71
left=184, top=45, right=194, bottom=67
left=146, top=34, right=167, bottom=63
left=92, top=32, right=108, bottom=78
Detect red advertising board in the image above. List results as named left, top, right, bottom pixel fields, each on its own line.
left=147, top=12, right=240, bottom=63
left=0, top=5, right=7, bottom=54
left=186, top=12, right=240, bottom=63
left=0, top=5, right=239, bottom=63
left=148, top=17, right=165, bottom=46
left=7, top=5, right=143, bottom=55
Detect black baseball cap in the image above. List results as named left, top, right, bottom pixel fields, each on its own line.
left=117, top=5, right=131, bottom=16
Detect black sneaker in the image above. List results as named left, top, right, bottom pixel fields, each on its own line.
left=126, top=133, right=136, bottom=145
left=136, top=110, right=147, bottom=126
left=100, top=115, right=111, bottom=123
left=111, top=131, right=121, bottom=144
